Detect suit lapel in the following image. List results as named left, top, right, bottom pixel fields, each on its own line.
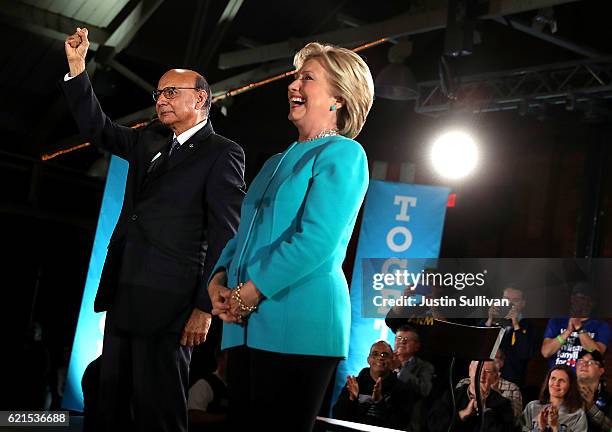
left=138, top=134, right=172, bottom=190
left=144, top=120, right=214, bottom=185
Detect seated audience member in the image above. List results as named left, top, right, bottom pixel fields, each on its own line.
left=541, top=282, right=610, bottom=370
left=187, top=350, right=228, bottom=431
left=521, top=364, right=587, bottom=432
left=576, top=349, right=612, bottom=431
left=457, top=349, right=523, bottom=419
left=429, top=360, right=515, bottom=432
left=392, top=324, right=435, bottom=431
left=333, top=340, right=411, bottom=428
left=484, top=285, right=538, bottom=389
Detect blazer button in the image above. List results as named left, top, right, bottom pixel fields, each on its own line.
left=131, top=214, right=138, bottom=221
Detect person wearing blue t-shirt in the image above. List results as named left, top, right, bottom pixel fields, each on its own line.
left=541, top=283, right=611, bottom=370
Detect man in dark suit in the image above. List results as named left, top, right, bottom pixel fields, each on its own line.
left=61, top=28, right=245, bottom=431
left=392, top=325, right=434, bottom=432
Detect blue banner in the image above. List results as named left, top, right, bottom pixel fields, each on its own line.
left=62, top=156, right=128, bottom=411
left=332, top=180, right=450, bottom=405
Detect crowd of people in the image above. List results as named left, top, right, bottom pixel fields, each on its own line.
left=331, top=283, right=611, bottom=431
left=181, top=281, right=612, bottom=432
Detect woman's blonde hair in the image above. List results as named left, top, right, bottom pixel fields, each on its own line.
left=293, top=42, right=374, bottom=139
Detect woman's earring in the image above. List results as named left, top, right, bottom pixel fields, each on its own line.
left=329, top=105, right=337, bottom=111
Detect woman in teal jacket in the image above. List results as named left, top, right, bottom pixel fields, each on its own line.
left=208, top=42, right=374, bottom=430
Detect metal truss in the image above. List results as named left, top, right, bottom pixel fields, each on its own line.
left=415, top=58, right=612, bottom=114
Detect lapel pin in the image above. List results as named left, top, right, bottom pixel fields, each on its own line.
left=189, top=143, right=194, bottom=148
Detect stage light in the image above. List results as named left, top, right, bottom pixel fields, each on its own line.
left=430, top=130, right=478, bottom=179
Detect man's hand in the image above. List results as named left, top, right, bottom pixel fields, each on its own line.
left=372, top=377, right=383, bottom=402
left=485, top=305, right=498, bottom=326
left=64, top=27, right=89, bottom=77
left=579, top=384, right=595, bottom=408
left=346, top=376, right=359, bottom=401
left=180, top=308, right=211, bottom=347
left=569, top=317, right=584, bottom=330
left=507, top=305, right=520, bottom=329
left=459, top=399, right=477, bottom=420
left=391, top=351, right=402, bottom=370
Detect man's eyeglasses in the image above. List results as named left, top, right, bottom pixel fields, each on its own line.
left=369, top=351, right=392, bottom=359
left=152, top=87, right=201, bottom=102
left=577, top=359, right=601, bottom=367
left=395, top=336, right=417, bottom=343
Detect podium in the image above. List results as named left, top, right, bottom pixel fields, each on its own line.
left=315, top=417, right=404, bottom=432
left=427, top=319, right=505, bottom=360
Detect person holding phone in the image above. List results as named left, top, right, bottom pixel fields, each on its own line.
left=484, top=285, right=538, bottom=388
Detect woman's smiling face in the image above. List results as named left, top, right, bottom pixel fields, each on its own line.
left=548, top=369, right=570, bottom=399
left=287, top=58, right=338, bottom=132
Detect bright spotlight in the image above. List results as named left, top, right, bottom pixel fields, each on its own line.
left=431, top=130, right=478, bottom=179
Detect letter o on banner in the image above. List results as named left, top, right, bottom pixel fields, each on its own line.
left=386, top=226, right=412, bottom=252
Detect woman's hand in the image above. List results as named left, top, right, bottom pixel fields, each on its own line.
left=228, top=280, right=263, bottom=320
left=537, top=405, right=549, bottom=431
left=208, top=272, right=241, bottom=323
left=548, top=405, right=559, bottom=431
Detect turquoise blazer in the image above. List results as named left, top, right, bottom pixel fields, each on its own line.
left=211, top=135, right=368, bottom=358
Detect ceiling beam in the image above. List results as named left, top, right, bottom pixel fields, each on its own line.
left=36, top=0, right=164, bottom=152
left=108, top=59, right=155, bottom=93
left=0, top=0, right=108, bottom=49
left=336, top=12, right=398, bottom=44
left=104, top=0, right=165, bottom=53
left=210, top=59, right=293, bottom=98
left=218, top=0, right=580, bottom=69
left=196, top=0, right=245, bottom=71
left=491, top=16, right=609, bottom=59
left=183, top=0, right=211, bottom=66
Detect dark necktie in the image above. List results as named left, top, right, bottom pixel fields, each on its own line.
left=146, top=137, right=176, bottom=175
left=168, top=137, right=180, bottom=157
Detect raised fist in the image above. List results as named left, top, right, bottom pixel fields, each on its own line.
left=64, top=27, right=89, bottom=76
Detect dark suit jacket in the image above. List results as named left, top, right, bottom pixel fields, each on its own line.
left=60, top=72, right=245, bottom=334
left=428, top=384, right=516, bottom=432
left=333, top=366, right=426, bottom=429
left=397, top=356, right=435, bottom=432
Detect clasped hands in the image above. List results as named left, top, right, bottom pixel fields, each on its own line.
left=208, top=271, right=262, bottom=324
left=537, top=404, right=560, bottom=431
left=347, top=375, right=383, bottom=403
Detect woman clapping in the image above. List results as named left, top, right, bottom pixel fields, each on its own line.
left=522, top=365, right=587, bottom=431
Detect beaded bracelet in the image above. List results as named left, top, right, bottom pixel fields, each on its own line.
left=232, top=283, right=258, bottom=316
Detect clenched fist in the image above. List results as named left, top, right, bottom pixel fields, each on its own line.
left=64, top=27, right=89, bottom=77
